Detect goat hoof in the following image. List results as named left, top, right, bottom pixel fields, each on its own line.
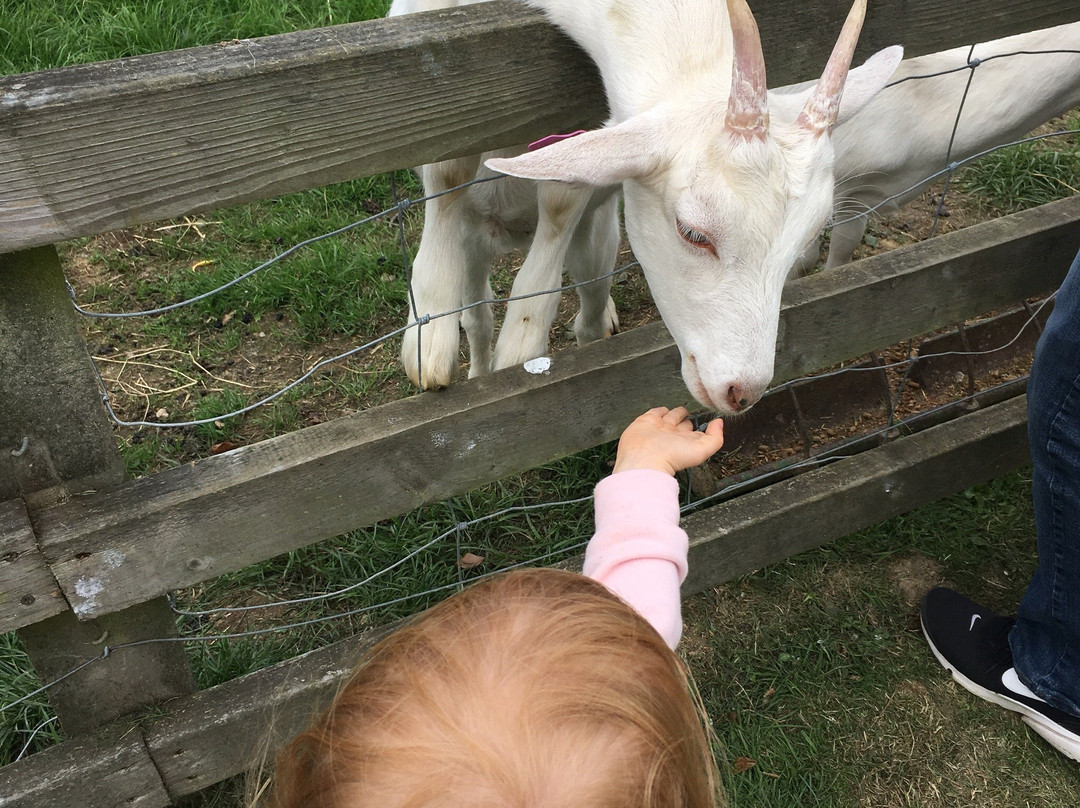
left=402, top=321, right=461, bottom=390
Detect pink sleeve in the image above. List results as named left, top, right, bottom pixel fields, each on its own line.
left=583, top=469, right=688, bottom=649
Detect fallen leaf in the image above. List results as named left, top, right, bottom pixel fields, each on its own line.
left=191, top=260, right=214, bottom=271
left=211, top=441, right=240, bottom=455
left=457, top=553, right=484, bottom=570
left=762, top=687, right=776, bottom=703
left=155, top=408, right=170, bottom=419
left=733, top=756, right=756, bottom=774
left=221, top=311, right=235, bottom=325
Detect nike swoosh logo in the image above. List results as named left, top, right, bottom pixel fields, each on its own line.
left=969, top=614, right=982, bottom=630
left=1002, top=667, right=1048, bottom=704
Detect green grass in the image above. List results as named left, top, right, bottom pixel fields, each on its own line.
left=73, top=174, right=419, bottom=345
left=0, top=1, right=392, bottom=74
left=0, top=635, right=63, bottom=767
left=689, top=470, right=1080, bottom=807
left=960, top=115, right=1080, bottom=213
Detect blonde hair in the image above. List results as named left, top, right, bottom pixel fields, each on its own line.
left=264, top=568, right=722, bottom=808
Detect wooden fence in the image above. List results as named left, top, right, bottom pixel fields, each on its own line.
left=2, top=1, right=1080, bottom=804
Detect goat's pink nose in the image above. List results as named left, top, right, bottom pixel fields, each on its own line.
left=726, top=384, right=751, bottom=413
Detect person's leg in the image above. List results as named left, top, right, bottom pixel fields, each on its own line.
left=1011, top=245, right=1080, bottom=716
left=921, top=245, right=1080, bottom=761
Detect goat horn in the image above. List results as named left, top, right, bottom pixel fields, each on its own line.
left=724, top=0, right=769, bottom=138
left=797, top=0, right=867, bottom=134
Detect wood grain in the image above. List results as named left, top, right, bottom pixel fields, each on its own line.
left=2, top=244, right=195, bottom=737
left=2, top=0, right=1077, bottom=253
left=0, top=499, right=66, bottom=634
left=19, top=195, right=1078, bottom=624
left=143, top=625, right=394, bottom=796
left=0, top=4, right=604, bottom=253
left=0, top=723, right=170, bottom=808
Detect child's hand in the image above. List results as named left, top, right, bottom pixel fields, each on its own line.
left=612, top=406, right=725, bottom=476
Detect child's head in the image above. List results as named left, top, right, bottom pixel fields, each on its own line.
left=266, top=568, right=720, bottom=808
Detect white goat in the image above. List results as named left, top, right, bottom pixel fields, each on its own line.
left=389, top=0, right=901, bottom=414
left=795, top=20, right=1080, bottom=271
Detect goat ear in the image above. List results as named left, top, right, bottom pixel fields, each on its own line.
left=769, top=45, right=903, bottom=129
left=834, top=45, right=904, bottom=125
left=485, top=115, right=663, bottom=186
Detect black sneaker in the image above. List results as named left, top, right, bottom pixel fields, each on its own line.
left=921, top=586, right=1080, bottom=762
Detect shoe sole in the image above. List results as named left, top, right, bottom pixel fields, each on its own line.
left=921, top=616, right=1080, bottom=762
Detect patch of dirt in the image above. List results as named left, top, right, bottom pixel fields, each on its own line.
left=204, top=592, right=299, bottom=635
left=62, top=226, right=418, bottom=467
left=884, top=554, right=944, bottom=607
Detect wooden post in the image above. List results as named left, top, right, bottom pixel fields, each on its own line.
left=0, top=245, right=194, bottom=737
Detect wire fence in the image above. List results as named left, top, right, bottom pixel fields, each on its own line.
left=3, top=39, right=1079, bottom=765
left=58, top=41, right=1080, bottom=430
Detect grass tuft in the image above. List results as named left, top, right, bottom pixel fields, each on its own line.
left=960, top=121, right=1080, bottom=213
left=0, top=1, right=392, bottom=74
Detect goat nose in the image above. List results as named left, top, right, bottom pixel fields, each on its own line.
left=726, top=384, right=750, bottom=413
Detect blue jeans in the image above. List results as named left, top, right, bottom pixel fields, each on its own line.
left=1011, top=245, right=1080, bottom=717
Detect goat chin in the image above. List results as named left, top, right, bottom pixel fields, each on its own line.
left=388, top=0, right=900, bottom=406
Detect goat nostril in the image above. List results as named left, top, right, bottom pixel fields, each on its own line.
left=726, top=385, right=746, bottom=413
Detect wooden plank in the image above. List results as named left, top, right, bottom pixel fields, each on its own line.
left=0, top=247, right=125, bottom=499
left=775, top=195, right=1080, bottom=379
left=0, top=723, right=170, bottom=808
left=21, top=195, right=1079, bottom=624
left=756, top=0, right=1080, bottom=78
left=1, top=245, right=195, bottom=736
left=142, top=626, right=393, bottom=797
left=2, top=0, right=1078, bottom=253
left=0, top=4, right=605, bottom=254
left=0, top=499, right=66, bottom=633
left=681, top=394, right=1031, bottom=594
left=18, top=598, right=199, bottom=737
left=0, top=391, right=1031, bottom=802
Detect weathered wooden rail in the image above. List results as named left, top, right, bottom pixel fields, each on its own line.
left=2, top=1, right=1079, bottom=804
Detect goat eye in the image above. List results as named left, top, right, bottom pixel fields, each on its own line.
left=676, top=220, right=715, bottom=254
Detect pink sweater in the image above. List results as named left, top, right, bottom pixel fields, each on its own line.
left=583, top=469, right=688, bottom=649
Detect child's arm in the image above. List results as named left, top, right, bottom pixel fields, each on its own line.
left=583, top=407, right=724, bottom=648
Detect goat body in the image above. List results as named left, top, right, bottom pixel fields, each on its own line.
left=388, top=0, right=901, bottom=414
left=799, top=21, right=1080, bottom=271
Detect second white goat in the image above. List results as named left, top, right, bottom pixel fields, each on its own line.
left=795, top=20, right=1080, bottom=271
